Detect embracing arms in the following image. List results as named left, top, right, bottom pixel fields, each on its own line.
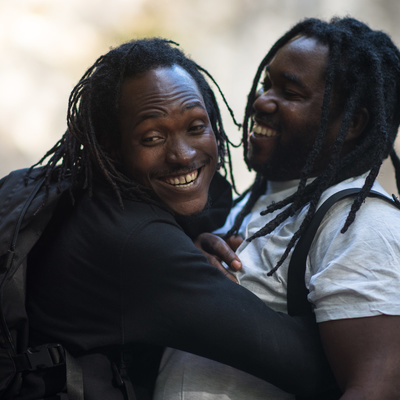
left=125, top=221, right=337, bottom=397
left=196, top=231, right=400, bottom=399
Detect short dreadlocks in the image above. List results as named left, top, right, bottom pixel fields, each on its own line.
left=227, top=17, right=400, bottom=274
left=31, top=38, right=238, bottom=206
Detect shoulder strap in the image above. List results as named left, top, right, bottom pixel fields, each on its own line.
left=0, top=169, right=85, bottom=399
left=287, top=189, right=399, bottom=316
left=3, top=176, right=46, bottom=274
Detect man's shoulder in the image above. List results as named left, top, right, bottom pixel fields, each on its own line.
left=321, top=175, right=398, bottom=212
left=312, top=180, right=400, bottom=248
left=88, top=190, right=187, bottom=251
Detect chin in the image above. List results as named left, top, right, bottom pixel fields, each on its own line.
left=170, top=199, right=208, bottom=216
left=246, top=159, right=270, bottom=175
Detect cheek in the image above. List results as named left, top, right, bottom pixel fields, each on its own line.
left=210, top=135, right=219, bottom=158
left=283, top=109, right=319, bottom=142
left=121, top=146, right=158, bottom=185
left=197, top=135, right=218, bottom=165
left=210, top=143, right=218, bottom=167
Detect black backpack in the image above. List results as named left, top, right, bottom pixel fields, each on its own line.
left=0, top=167, right=76, bottom=398
left=0, top=166, right=233, bottom=399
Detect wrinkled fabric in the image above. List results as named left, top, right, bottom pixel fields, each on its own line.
left=155, top=174, right=400, bottom=400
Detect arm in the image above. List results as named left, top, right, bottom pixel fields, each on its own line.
left=307, top=197, right=400, bottom=398
left=124, top=217, right=338, bottom=397
left=319, top=315, right=400, bottom=399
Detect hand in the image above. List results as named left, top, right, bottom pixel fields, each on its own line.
left=194, top=233, right=242, bottom=283
left=224, top=235, right=244, bottom=252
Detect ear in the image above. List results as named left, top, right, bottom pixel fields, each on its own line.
left=346, top=107, right=369, bottom=141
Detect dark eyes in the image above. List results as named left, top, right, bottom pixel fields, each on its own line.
left=260, top=79, right=271, bottom=91
left=258, top=79, right=303, bottom=100
left=189, top=123, right=206, bottom=134
left=283, top=90, right=302, bottom=99
left=141, top=122, right=207, bottom=146
left=142, top=135, right=164, bottom=146
left=143, top=136, right=161, bottom=142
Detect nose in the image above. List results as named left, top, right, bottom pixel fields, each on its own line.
left=166, top=136, right=196, bottom=165
left=253, top=89, right=278, bottom=114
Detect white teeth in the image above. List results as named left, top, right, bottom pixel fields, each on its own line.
left=164, top=170, right=199, bottom=187
left=252, top=121, right=278, bottom=137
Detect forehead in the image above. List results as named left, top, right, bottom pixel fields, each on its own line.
left=266, top=36, right=329, bottom=84
left=120, top=65, right=205, bottom=110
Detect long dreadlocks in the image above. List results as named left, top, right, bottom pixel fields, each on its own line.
left=227, top=17, right=400, bottom=274
left=30, top=38, right=238, bottom=205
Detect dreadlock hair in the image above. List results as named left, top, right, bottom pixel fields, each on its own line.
left=31, top=38, right=238, bottom=206
left=227, top=16, right=400, bottom=274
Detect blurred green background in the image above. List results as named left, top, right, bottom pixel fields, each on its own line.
left=1, top=0, right=399, bottom=193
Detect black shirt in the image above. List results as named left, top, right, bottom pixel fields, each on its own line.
left=25, top=178, right=335, bottom=399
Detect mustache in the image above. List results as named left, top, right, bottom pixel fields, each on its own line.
left=252, top=113, right=280, bottom=131
left=151, top=158, right=212, bottom=179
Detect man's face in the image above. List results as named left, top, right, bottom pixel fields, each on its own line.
left=247, top=36, right=342, bottom=180
left=117, top=65, right=218, bottom=215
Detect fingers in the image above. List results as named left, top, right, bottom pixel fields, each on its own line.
left=220, top=266, right=239, bottom=283
left=195, top=233, right=242, bottom=272
left=206, top=255, right=239, bottom=283
left=225, top=235, right=244, bottom=252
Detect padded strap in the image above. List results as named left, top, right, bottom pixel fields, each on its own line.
left=3, top=176, right=45, bottom=274
left=65, top=350, right=84, bottom=400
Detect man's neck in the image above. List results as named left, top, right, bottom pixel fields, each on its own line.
left=267, top=179, right=300, bottom=195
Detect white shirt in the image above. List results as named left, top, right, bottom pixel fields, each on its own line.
left=154, top=174, right=400, bottom=400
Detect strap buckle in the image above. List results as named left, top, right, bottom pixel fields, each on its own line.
left=26, top=343, right=65, bottom=370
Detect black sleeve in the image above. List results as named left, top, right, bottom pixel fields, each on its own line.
left=121, top=216, right=338, bottom=397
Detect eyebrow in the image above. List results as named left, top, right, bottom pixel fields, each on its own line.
left=181, top=100, right=206, bottom=113
left=136, top=101, right=206, bottom=124
left=265, top=65, right=306, bottom=89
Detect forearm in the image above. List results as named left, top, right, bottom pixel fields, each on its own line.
left=128, top=223, right=339, bottom=396
left=137, top=272, right=338, bottom=396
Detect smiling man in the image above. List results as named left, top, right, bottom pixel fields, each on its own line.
left=247, top=35, right=347, bottom=180
left=117, top=66, right=217, bottom=216
left=155, top=18, right=400, bottom=400
left=5, top=38, right=341, bottom=399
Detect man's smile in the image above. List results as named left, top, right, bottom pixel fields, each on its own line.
left=252, top=120, right=279, bottom=138
left=161, top=168, right=201, bottom=188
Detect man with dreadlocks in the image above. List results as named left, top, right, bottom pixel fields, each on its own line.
left=9, top=38, right=340, bottom=399
left=154, top=17, right=400, bottom=400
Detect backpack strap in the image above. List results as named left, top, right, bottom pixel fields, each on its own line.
left=287, top=188, right=400, bottom=316
left=12, top=343, right=66, bottom=372
left=3, top=175, right=45, bottom=274
left=3, top=175, right=68, bottom=373
left=65, top=350, right=84, bottom=400
left=0, top=170, right=84, bottom=399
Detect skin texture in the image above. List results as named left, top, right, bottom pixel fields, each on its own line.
left=250, top=37, right=400, bottom=399
left=117, top=65, right=218, bottom=216
left=197, top=36, right=400, bottom=399
left=247, top=36, right=365, bottom=181
left=319, top=315, right=400, bottom=399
